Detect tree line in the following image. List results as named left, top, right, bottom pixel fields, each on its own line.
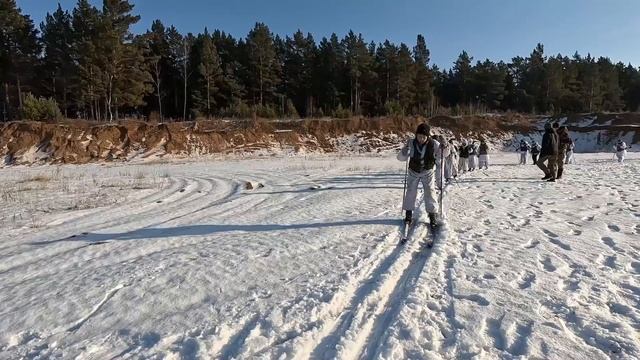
left=2, top=0, right=640, bottom=122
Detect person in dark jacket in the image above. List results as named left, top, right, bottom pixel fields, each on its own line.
left=458, top=139, right=469, bottom=174
left=531, top=141, right=541, bottom=164
left=518, top=140, right=531, bottom=165
left=554, top=124, right=572, bottom=179
left=537, top=122, right=559, bottom=182
left=478, top=140, right=489, bottom=169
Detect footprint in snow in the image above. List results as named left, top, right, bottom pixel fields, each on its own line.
left=607, top=224, right=621, bottom=232
left=628, top=262, right=640, bottom=274
left=601, top=237, right=625, bottom=253
left=602, top=255, right=618, bottom=269
left=558, top=278, right=580, bottom=292
left=455, top=293, right=490, bottom=306
left=518, top=272, right=536, bottom=289
left=549, top=237, right=572, bottom=251
left=483, top=273, right=497, bottom=280
left=523, top=239, right=540, bottom=249
left=542, top=229, right=559, bottom=238
left=539, top=256, right=557, bottom=272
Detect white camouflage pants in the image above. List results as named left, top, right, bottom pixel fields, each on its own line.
left=565, top=151, right=574, bottom=164
left=458, top=157, right=468, bottom=173
left=403, top=169, right=438, bottom=213
left=519, top=152, right=528, bottom=164
left=479, top=154, right=489, bottom=169
left=468, top=155, right=477, bottom=170
left=445, top=155, right=458, bottom=179
left=617, top=150, right=626, bottom=163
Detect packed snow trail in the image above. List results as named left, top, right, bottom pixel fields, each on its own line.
left=0, top=153, right=639, bottom=359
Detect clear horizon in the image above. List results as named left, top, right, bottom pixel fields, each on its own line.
left=16, top=0, right=640, bottom=69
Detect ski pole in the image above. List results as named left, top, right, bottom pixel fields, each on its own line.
left=439, top=146, right=445, bottom=216
left=401, top=157, right=409, bottom=218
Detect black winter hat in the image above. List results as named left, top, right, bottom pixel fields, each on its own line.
left=416, top=123, right=431, bottom=136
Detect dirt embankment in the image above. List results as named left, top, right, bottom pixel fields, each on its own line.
left=2, top=113, right=635, bottom=165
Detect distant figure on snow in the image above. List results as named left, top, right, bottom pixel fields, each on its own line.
left=565, top=140, right=575, bottom=164
left=434, top=135, right=447, bottom=189
left=458, top=139, right=469, bottom=174
left=467, top=141, right=478, bottom=171
left=479, top=140, right=490, bottom=170
left=398, top=124, right=449, bottom=230
left=615, top=140, right=628, bottom=163
left=537, top=123, right=559, bottom=182
left=554, top=124, right=572, bottom=180
left=531, top=141, right=541, bottom=164
left=445, top=139, right=459, bottom=182
left=518, top=140, right=531, bottom=165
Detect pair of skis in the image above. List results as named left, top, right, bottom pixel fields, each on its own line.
left=400, top=219, right=437, bottom=247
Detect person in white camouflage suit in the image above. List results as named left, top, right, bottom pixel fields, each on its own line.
left=398, top=124, right=449, bottom=230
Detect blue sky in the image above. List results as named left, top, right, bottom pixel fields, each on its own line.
left=17, top=0, right=640, bottom=69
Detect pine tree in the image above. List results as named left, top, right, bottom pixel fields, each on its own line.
left=578, top=54, right=601, bottom=112
left=195, top=29, right=222, bottom=117
left=523, top=43, right=547, bottom=113
left=375, top=40, right=398, bottom=105
left=453, top=51, right=474, bottom=105
left=619, top=63, right=640, bottom=111
left=72, top=0, right=101, bottom=119
left=597, top=57, right=623, bottom=111
left=0, top=0, right=40, bottom=120
left=343, top=31, right=372, bottom=114
left=544, top=55, right=565, bottom=113
left=40, top=4, right=74, bottom=117
left=167, top=26, right=193, bottom=120
left=212, top=30, right=245, bottom=110
left=396, top=43, right=415, bottom=112
left=246, top=23, right=280, bottom=106
left=413, top=34, right=433, bottom=115
left=140, top=20, right=173, bottom=120
left=98, top=0, right=150, bottom=121
left=316, top=34, right=345, bottom=113
left=283, top=30, right=317, bottom=116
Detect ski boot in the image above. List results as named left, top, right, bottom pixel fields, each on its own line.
left=404, top=210, right=413, bottom=224
left=428, top=212, right=439, bottom=231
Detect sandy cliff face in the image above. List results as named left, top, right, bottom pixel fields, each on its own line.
left=1, top=113, right=635, bottom=165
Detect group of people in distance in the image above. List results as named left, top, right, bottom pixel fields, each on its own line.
left=517, top=123, right=575, bottom=182
left=518, top=123, right=631, bottom=181
left=517, top=136, right=575, bottom=167
left=397, top=122, right=632, bottom=230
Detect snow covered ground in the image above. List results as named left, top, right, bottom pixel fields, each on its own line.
left=1, top=151, right=639, bottom=359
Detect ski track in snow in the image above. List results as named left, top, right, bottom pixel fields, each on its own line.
left=0, top=152, right=639, bottom=359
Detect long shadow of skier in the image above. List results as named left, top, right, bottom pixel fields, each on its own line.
left=31, top=218, right=400, bottom=246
